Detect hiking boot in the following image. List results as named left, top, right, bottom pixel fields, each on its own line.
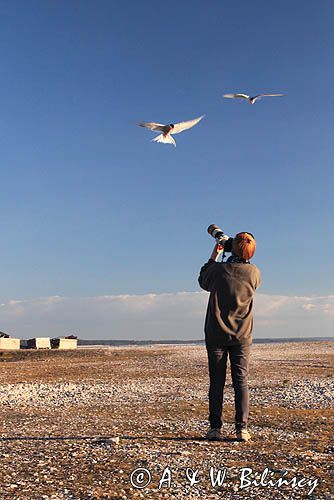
left=206, top=428, right=223, bottom=441
left=236, top=428, right=251, bottom=442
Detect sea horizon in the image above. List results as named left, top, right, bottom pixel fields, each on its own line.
left=77, top=336, right=334, bottom=347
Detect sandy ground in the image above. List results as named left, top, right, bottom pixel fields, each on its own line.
left=0, top=341, right=333, bottom=499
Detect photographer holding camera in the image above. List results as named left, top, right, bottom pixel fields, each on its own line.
left=199, top=225, right=261, bottom=442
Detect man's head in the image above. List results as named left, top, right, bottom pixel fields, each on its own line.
left=232, top=232, right=256, bottom=260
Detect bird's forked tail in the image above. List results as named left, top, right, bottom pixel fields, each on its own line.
left=151, top=133, right=176, bottom=147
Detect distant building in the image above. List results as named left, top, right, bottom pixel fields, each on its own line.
left=27, top=338, right=51, bottom=349
left=0, top=338, right=20, bottom=350
left=51, top=335, right=78, bottom=350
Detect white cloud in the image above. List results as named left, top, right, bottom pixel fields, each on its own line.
left=0, top=292, right=333, bottom=340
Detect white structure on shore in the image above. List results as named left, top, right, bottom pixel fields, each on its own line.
left=0, top=337, right=20, bottom=350
left=27, top=338, right=51, bottom=349
left=51, top=337, right=78, bottom=350
left=0, top=332, right=78, bottom=350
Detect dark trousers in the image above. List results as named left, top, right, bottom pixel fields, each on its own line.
left=207, top=344, right=250, bottom=430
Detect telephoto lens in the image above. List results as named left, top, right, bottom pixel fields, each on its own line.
left=207, top=224, right=233, bottom=252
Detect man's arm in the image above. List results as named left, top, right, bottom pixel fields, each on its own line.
left=198, top=244, right=223, bottom=292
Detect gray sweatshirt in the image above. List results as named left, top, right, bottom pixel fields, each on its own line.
left=198, top=259, right=261, bottom=347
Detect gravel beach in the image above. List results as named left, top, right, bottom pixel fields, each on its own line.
left=0, top=341, right=333, bottom=499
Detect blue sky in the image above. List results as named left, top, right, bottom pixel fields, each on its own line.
left=0, top=1, right=333, bottom=338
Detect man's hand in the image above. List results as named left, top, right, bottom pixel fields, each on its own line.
left=210, top=243, right=224, bottom=262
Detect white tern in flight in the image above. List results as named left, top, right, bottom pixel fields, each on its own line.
left=137, top=115, right=204, bottom=147
left=223, top=93, right=284, bottom=104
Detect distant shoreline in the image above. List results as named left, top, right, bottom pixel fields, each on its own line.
left=78, top=337, right=333, bottom=347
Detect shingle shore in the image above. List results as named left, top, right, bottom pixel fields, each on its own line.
left=0, top=342, right=333, bottom=499
left=1, top=377, right=333, bottom=409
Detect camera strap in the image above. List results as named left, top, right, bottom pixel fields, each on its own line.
left=226, top=255, right=249, bottom=264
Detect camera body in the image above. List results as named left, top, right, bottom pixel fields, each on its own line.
left=207, top=224, right=233, bottom=252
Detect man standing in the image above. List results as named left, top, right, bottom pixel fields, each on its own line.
left=198, top=232, right=260, bottom=442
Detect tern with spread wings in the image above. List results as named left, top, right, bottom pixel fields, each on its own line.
left=223, top=93, right=284, bottom=104
left=137, top=115, right=204, bottom=146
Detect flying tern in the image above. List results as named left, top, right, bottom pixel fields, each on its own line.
left=137, top=115, right=204, bottom=146
left=223, top=93, right=284, bottom=104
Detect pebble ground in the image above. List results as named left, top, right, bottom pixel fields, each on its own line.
left=0, top=342, right=333, bottom=499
